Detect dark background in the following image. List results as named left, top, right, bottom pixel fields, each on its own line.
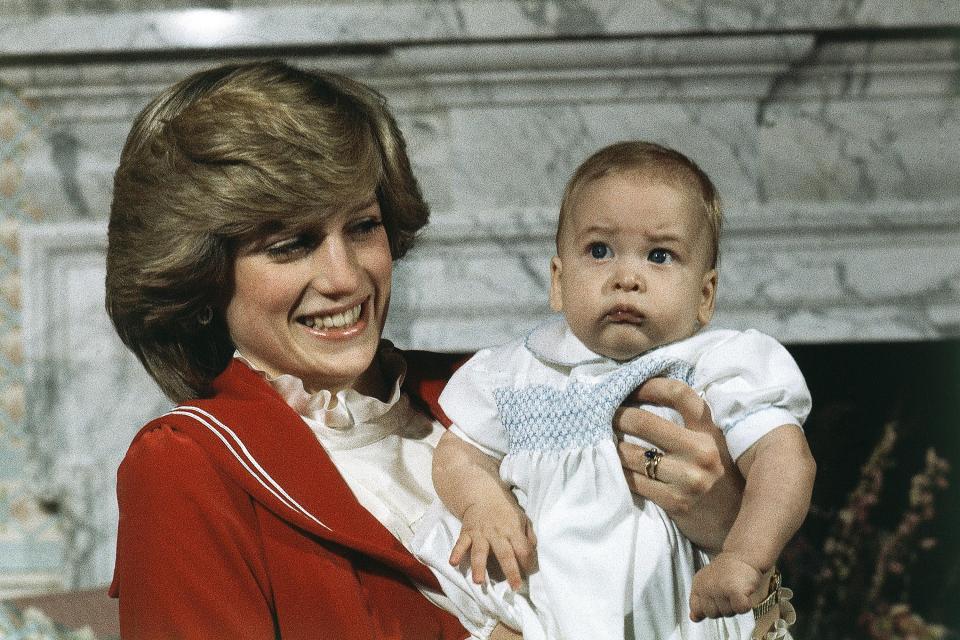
left=783, top=339, right=960, bottom=638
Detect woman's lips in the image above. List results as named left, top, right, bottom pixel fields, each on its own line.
left=297, top=300, right=369, bottom=339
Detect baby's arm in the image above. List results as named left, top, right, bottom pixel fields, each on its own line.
left=433, top=430, right=537, bottom=590
left=689, top=423, right=815, bottom=620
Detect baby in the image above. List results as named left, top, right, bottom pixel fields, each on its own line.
left=411, top=141, right=815, bottom=640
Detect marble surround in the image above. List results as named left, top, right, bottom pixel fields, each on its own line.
left=0, top=0, right=957, bottom=596
left=3, top=1, right=959, bottom=57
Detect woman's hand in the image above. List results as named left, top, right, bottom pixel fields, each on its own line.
left=613, top=377, right=744, bottom=553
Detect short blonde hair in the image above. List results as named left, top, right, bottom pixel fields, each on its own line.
left=557, top=141, right=722, bottom=269
left=106, top=60, right=429, bottom=402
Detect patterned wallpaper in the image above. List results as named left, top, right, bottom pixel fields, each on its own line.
left=0, top=88, right=60, bottom=595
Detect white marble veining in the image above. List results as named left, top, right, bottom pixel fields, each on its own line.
left=20, top=223, right=171, bottom=588
left=8, top=32, right=958, bottom=232
left=389, top=202, right=960, bottom=347
left=1, top=0, right=958, bottom=598
left=2, top=1, right=958, bottom=58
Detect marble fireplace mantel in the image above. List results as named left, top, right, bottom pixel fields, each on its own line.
left=0, top=0, right=957, bottom=597
left=2, top=1, right=957, bottom=57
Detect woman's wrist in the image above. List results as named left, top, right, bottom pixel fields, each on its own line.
left=751, top=569, right=781, bottom=617
left=750, top=569, right=796, bottom=640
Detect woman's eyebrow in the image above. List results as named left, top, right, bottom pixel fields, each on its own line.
left=348, top=196, right=379, bottom=213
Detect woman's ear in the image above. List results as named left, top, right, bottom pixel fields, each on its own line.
left=697, top=268, right=717, bottom=326
left=549, top=256, right=564, bottom=312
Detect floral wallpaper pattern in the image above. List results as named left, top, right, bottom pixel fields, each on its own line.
left=0, top=87, right=59, bottom=592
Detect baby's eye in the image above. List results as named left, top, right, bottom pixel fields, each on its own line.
left=648, top=248, right=674, bottom=264
left=588, top=242, right=613, bottom=260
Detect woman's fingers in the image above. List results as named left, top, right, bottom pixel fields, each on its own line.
left=617, top=439, right=696, bottom=489
left=630, top=377, right=715, bottom=433
left=616, top=376, right=744, bottom=551
left=619, top=438, right=721, bottom=505
left=613, top=405, right=689, bottom=451
left=615, top=404, right=722, bottom=470
left=622, top=468, right=693, bottom=517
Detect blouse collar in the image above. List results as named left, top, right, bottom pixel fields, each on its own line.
left=234, top=341, right=409, bottom=449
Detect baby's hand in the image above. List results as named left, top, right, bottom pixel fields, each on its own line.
left=689, top=552, right=764, bottom=621
left=449, top=499, right=537, bottom=591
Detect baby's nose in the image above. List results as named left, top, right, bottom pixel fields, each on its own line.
left=613, top=268, right=644, bottom=291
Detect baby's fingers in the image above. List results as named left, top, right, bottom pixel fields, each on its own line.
left=694, top=595, right=722, bottom=621
left=470, top=537, right=491, bottom=584
left=490, top=538, right=524, bottom=591
left=525, top=518, right=538, bottom=548
left=729, top=591, right=753, bottom=615
left=449, top=532, right=473, bottom=566
left=514, top=522, right=538, bottom=574
left=689, top=592, right=707, bottom=622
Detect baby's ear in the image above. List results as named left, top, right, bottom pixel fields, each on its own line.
left=549, top=256, right=564, bottom=312
left=697, top=268, right=717, bottom=326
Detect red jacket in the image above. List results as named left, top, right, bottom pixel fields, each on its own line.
left=110, top=353, right=467, bottom=639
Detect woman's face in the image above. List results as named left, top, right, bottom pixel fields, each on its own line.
left=225, top=198, right=392, bottom=394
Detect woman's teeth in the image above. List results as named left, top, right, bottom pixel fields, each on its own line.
left=301, top=304, right=362, bottom=329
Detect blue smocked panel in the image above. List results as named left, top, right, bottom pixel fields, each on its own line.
left=493, top=357, right=694, bottom=453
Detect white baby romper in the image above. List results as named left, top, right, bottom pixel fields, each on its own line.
left=411, top=319, right=810, bottom=640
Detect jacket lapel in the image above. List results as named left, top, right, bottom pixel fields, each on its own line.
left=155, top=359, right=441, bottom=589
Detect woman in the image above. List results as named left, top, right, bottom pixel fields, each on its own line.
left=105, top=60, right=760, bottom=639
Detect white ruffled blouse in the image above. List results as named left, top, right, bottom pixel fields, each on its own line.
left=235, top=344, right=499, bottom=638
left=236, top=342, right=443, bottom=548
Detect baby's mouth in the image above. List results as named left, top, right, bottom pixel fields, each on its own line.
left=298, top=303, right=362, bottom=330
left=606, top=305, right=645, bottom=324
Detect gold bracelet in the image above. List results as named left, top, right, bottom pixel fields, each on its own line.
left=752, top=569, right=782, bottom=620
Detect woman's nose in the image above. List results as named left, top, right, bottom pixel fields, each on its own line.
left=310, top=235, right=362, bottom=294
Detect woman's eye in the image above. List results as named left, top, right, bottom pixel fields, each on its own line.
left=648, top=248, right=674, bottom=264
left=588, top=242, right=612, bottom=260
left=266, top=235, right=312, bottom=259
left=351, top=217, right=384, bottom=237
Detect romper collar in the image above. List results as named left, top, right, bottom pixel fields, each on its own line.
left=524, top=316, right=612, bottom=368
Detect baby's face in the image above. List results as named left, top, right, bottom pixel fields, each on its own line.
left=550, top=173, right=717, bottom=361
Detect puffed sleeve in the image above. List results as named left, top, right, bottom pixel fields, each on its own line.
left=111, top=424, right=276, bottom=639
left=693, top=330, right=812, bottom=461
left=438, top=346, right=512, bottom=459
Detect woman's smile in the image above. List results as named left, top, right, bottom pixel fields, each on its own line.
left=296, top=301, right=364, bottom=332
left=225, top=201, right=393, bottom=394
